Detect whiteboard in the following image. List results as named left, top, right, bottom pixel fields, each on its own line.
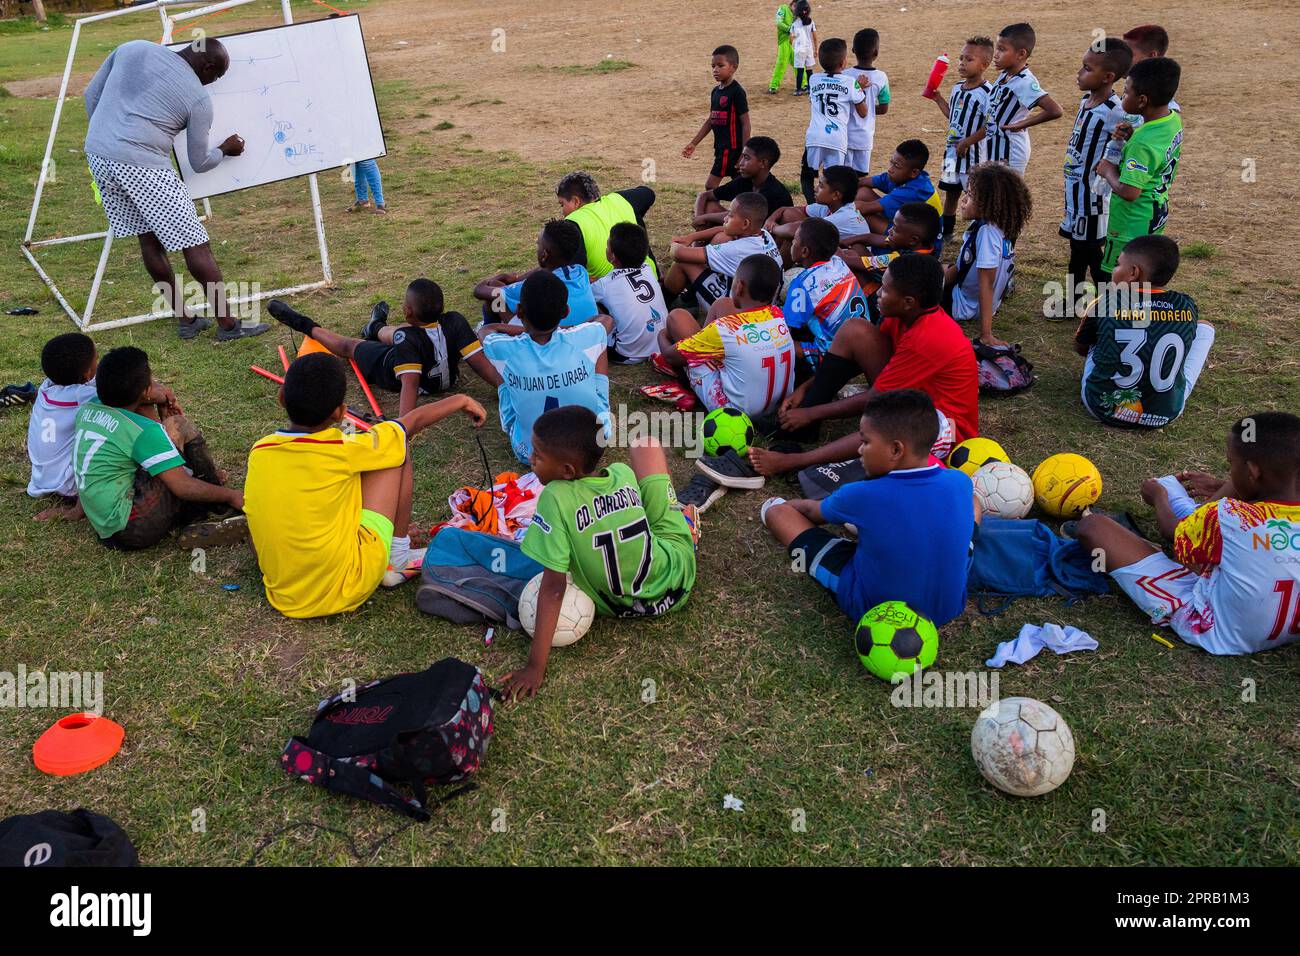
left=170, top=15, right=386, bottom=199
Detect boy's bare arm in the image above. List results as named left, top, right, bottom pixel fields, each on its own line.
left=788, top=498, right=826, bottom=524
left=682, top=119, right=712, bottom=157
left=466, top=350, right=503, bottom=387
left=1004, top=94, right=1063, bottom=131
left=158, top=466, right=243, bottom=510
left=395, top=393, right=486, bottom=438
left=499, top=566, right=567, bottom=700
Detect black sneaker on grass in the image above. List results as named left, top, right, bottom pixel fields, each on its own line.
left=696, top=448, right=765, bottom=490
left=215, top=322, right=271, bottom=342
left=0, top=382, right=36, bottom=407
left=267, top=299, right=317, bottom=336
left=177, top=316, right=213, bottom=340
left=361, top=301, right=389, bottom=341
left=677, top=473, right=727, bottom=513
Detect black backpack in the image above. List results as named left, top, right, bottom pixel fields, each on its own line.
left=0, top=809, right=138, bottom=867
left=281, top=659, right=495, bottom=821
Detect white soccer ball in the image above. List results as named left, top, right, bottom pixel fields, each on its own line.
left=517, top=572, right=596, bottom=647
left=971, top=696, right=1076, bottom=797
left=971, top=461, right=1034, bottom=519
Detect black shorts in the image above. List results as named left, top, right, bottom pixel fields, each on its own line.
left=789, top=527, right=856, bottom=596
left=353, top=340, right=400, bottom=392
left=711, top=147, right=741, bottom=179
left=689, top=267, right=731, bottom=307
left=937, top=179, right=964, bottom=195
left=797, top=458, right=867, bottom=500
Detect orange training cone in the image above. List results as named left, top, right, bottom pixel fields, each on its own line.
left=33, top=713, right=125, bottom=776
left=296, top=335, right=330, bottom=357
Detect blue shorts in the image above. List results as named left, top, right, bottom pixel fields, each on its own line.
left=790, top=527, right=855, bottom=596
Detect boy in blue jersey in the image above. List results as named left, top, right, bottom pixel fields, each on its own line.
left=854, top=139, right=940, bottom=236
left=759, top=388, right=977, bottom=627
left=473, top=219, right=601, bottom=327
left=782, top=217, right=867, bottom=369
left=480, top=271, right=610, bottom=464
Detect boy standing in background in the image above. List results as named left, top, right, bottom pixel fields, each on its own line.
left=842, top=29, right=890, bottom=177
left=770, top=3, right=795, bottom=94
left=801, top=37, right=868, bottom=202
left=983, top=23, right=1062, bottom=174
left=1061, top=37, right=1133, bottom=298
left=683, top=46, right=751, bottom=189
left=926, top=36, right=993, bottom=240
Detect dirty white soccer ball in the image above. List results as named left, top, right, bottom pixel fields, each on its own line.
left=971, top=461, right=1034, bottom=519
left=518, top=572, right=595, bottom=647
left=971, top=696, right=1075, bottom=796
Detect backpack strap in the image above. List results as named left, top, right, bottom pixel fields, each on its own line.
left=953, top=219, right=984, bottom=289
left=281, top=737, right=432, bottom=822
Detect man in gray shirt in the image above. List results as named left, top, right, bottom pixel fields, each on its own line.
left=84, top=38, right=268, bottom=341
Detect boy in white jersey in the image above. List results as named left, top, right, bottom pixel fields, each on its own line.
left=841, top=29, right=890, bottom=176
left=664, top=192, right=783, bottom=309
left=1060, top=37, right=1133, bottom=299
left=1078, top=412, right=1300, bottom=655
left=27, top=332, right=98, bottom=521
left=799, top=37, right=868, bottom=202
left=590, top=223, right=668, bottom=363
left=656, top=254, right=795, bottom=424
left=980, top=23, right=1062, bottom=174
left=766, top=165, right=869, bottom=267
left=925, top=36, right=993, bottom=240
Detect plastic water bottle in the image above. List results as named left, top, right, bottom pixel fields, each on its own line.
left=1092, top=138, right=1125, bottom=197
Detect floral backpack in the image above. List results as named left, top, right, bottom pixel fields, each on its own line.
left=281, top=659, right=495, bottom=820
left=973, top=339, right=1036, bottom=394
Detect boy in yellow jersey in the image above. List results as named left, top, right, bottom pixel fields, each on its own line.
left=243, top=352, right=486, bottom=619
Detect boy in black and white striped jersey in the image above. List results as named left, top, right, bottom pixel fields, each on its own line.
left=925, top=37, right=993, bottom=240
left=1060, top=37, right=1134, bottom=304
left=982, top=23, right=1062, bottom=174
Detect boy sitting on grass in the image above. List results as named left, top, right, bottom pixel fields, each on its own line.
left=760, top=389, right=976, bottom=627
left=854, top=139, right=941, bottom=236
left=693, top=135, right=794, bottom=228
left=244, top=352, right=486, bottom=619
left=839, top=201, right=942, bottom=316
left=1075, top=235, right=1213, bottom=429
left=28, top=332, right=98, bottom=521
left=72, top=346, right=241, bottom=550
left=268, top=279, right=501, bottom=419
left=766, top=164, right=870, bottom=266
left=480, top=270, right=611, bottom=464
left=1077, top=411, right=1300, bottom=655
left=781, top=217, right=866, bottom=370
left=501, top=406, right=699, bottom=700
left=663, top=192, right=782, bottom=309
left=590, top=222, right=669, bottom=363
left=473, top=219, right=600, bottom=326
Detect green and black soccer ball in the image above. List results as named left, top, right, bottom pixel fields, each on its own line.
left=854, top=600, right=939, bottom=681
left=701, top=407, right=755, bottom=456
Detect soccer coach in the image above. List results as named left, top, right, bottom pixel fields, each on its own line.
left=83, top=37, right=269, bottom=341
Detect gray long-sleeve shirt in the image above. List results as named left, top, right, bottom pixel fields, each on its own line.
left=84, top=40, right=224, bottom=172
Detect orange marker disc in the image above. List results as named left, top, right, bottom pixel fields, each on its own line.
left=32, top=713, right=124, bottom=776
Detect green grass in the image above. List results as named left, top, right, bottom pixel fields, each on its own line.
left=2, top=9, right=1299, bottom=867
left=1181, top=240, right=1218, bottom=260
left=0, top=13, right=68, bottom=36
left=538, top=60, right=638, bottom=75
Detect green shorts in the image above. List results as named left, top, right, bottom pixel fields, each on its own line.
left=1101, top=234, right=1138, bottom=274
left=359, top=508, right=394, bottom=549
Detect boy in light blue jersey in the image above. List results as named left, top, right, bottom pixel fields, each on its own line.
left=782, top=217, right=867, bottom=368
left=480, top=271, right=610, bottom=463
left=474, top=219, right=600, bottom=327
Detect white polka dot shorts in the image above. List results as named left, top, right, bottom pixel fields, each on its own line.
left=86, top=153, right=210, bottom=252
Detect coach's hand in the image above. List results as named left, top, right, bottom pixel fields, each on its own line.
left=219, top=134, right=246, bottom=157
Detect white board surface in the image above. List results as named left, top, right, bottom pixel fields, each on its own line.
left=171, top=15, right=385, bottom=199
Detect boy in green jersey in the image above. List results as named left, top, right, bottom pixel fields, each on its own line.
left=1094, top=56, right=1183, bottom=277
left=502, top=406, right=699, bottom=699
left=72, top=346, right=242, bottom=550
left=770, top=4, right=795, bottom=94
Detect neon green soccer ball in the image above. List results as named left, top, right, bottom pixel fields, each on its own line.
left=701, top=407, right=755, bottom=456
left=854, top=601, right=939, bottom=681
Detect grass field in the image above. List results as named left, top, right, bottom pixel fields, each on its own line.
left=1, top=0, right=1298, bottom=866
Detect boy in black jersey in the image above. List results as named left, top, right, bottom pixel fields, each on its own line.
left=267, top=280, right=502, bottom=418
left=682, top=45, right=752, bottom=189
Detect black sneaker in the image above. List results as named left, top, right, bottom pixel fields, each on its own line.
left=696, top=448, right=765, bottom=490
left=177, top=316, right=213, bottom=340
left=215, top=322, right=271, bottom=342
left=267, top=299, right=317, bottom=336
left=677, top=473, right=727, bottom=513
left=177, top=514, right=249, bottom=549
left=0, top=382, right=36, bottom=407
left=361, top=301, right=389, bottom=341
left=1059, top=509, right=1140, bottom=539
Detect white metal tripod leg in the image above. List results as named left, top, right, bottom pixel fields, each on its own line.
left=82, top=230, right=116, bottom=330
left=307, top=173, right=333, bottom=284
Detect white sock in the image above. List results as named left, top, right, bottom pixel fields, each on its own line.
left=760, top=496, right=787, bottom=528
left=389, top=534, right=410, bottom=568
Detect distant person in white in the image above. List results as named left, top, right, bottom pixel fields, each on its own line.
left=83, top=38, right=269, bottom=341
